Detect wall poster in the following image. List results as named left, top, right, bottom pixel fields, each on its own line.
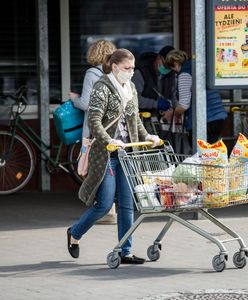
left=208, top=0, right=248, bottom=88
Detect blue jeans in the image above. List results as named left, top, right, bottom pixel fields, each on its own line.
left=70, top=158, right=134, bottom=257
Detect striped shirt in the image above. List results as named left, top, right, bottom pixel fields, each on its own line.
left=177, top=72, right=192, bottom=110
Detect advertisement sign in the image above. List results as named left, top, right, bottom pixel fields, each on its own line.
left=208, top=0, right=248, bottom=88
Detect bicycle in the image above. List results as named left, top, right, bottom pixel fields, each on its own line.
left=0, top=86, right=82, bottom=195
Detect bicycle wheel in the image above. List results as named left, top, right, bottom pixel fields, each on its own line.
left=67, top=141, right=83, bottom=185
left=0, top=130, right=36, bottom=194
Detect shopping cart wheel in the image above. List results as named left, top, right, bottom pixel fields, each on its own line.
left=233, top=251, right=247, bottom=269
left=212, top=255, right=226, bottom=272
left=107, top=252, right=121, bottom=269
left=147, top=245, right=161, bottom=261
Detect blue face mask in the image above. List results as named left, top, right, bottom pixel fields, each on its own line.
left=159, top=65, right=171, bottom=75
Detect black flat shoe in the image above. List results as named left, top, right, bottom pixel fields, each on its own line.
left=67, top=228, right=79, bottom=258
left=121, top=255, right=145, bottom=264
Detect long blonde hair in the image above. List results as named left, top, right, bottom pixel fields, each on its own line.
left=87, top=40, right=116, bottom=66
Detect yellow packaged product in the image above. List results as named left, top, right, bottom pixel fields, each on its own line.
left=229, top=133, right=248, bottom=203
left=198, top=139, right=229, bottom=208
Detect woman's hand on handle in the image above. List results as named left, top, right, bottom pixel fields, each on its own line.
left=145, top=134, right=161, bottom=148
left=109, top=139, right=125, bottom=149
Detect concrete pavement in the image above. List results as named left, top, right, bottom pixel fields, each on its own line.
left=0, top=191, right=248, bottom=300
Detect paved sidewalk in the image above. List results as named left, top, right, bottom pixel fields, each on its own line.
left=0, top=191, right=248, bottom=300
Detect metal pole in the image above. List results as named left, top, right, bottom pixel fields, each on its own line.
left=191, top=0, right=207, bottom=152
left=232, top=89, right=242, bottom=137
left=191, top=0, right=207, bottom=220
left=60, top=0, right=71, bottom=101
left=173, top=0, right=180, bottom=49
left=36, top=0, right=50, bottom=191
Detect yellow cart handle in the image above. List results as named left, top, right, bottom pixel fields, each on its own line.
left=231, top=106, right=248, bottom=113
left=106, top=140, right=164, bottom=152
left=139, top=112, right=151, bottom=119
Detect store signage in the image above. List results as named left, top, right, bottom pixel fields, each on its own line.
left=207, top=0, right=248, bottom=88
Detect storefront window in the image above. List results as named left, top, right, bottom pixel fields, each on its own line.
left=69, top=0, right=173, bottom=93
left=0, top=0, right=173, bottom=105
left=0, top=0, right=61, bottom=105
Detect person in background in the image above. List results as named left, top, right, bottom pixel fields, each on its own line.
left=164, top=49, right=227, bottom=144
left=68, top=40, right=117, bottom=225
left=132, top=45, right=176, bottom=133
left=67, top=49, right=160, bottom=264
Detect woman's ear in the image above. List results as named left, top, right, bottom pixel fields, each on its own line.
left=112, top=63, right=118, bottom=73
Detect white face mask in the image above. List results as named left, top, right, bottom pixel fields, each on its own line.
left=116, top=67, right=134, bottom=84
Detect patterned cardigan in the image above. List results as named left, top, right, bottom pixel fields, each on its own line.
left=78, top=75, right=148, bottom=206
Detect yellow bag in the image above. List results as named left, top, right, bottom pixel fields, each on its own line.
left=198, top=139, right=229, bottom=208
left=229, top=133, right=248, bottom=203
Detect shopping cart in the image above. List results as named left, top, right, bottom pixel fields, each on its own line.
left=106, top=140, right=248, bottom=272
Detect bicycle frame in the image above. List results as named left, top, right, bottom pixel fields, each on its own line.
left=4, top=102, right=77, bottom=173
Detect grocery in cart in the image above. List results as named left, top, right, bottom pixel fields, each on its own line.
left=106, top=140, right=248, bottom=272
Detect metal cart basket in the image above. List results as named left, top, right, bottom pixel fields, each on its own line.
left=106, top=141, right=248, bottom=272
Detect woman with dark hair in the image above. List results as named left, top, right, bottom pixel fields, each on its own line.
left=67, top=49, right=160, bottom=264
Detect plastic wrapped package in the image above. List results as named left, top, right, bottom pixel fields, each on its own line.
left=229, top=133, right=248, bottom=202
left=134, top=184, right=160, bottom=208
left=198, top=139, right=229, bottom=208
